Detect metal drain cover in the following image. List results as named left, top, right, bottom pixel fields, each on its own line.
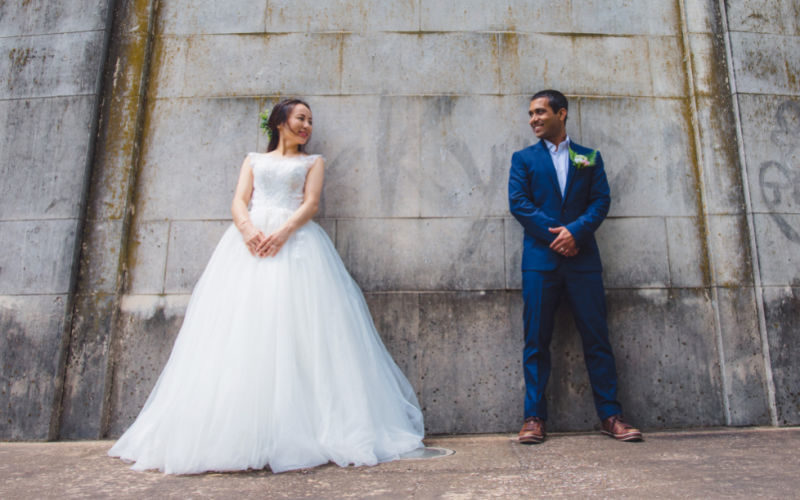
left=397, top=446, right=455, bottom=460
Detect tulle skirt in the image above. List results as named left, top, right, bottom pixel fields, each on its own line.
left=109, top=207, right=425, bottom=474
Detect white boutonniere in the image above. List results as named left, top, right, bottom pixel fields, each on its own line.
left=569, top=148, right=597, bottom=169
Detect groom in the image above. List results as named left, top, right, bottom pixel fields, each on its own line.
left=508, top=90, right=642, bottom=444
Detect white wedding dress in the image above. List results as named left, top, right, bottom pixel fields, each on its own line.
left=109, top=153, right=425, bottom=474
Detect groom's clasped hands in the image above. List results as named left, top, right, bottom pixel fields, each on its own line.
left=548, top=226, right=578, bottom=257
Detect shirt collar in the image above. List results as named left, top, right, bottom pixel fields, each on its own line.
left=544, top=136, right=570, bottom=153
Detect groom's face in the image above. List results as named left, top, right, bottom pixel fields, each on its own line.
left=529, top=97, right=566, bottom=143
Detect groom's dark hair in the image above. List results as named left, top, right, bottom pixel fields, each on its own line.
left=531, top=90, right=568, bottom=123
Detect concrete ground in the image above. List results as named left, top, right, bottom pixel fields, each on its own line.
left=1, top=427, right=798, bottom=499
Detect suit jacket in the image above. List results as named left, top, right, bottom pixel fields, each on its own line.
left=508, top=140, right=610, bottom=272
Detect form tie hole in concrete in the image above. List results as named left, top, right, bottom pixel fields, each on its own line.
left=396, top=447, right=455, bottom=460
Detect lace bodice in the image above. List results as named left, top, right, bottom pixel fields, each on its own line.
left=247, top=153, right=321, bottom=212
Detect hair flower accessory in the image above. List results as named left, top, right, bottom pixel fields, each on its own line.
left=259, top=109, right=272, bottom=140
left=569, top=147, right=597, bottom=169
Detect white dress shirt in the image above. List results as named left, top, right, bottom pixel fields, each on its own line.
left=544, top=136, right=570, bottom=196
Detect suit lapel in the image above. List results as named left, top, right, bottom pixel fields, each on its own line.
left=562, top=142, right=576, bottom=206
left=534, top=141, right=563, bottom=202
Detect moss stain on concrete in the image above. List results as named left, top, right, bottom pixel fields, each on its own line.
left=57, top=0, right=161, bottom=439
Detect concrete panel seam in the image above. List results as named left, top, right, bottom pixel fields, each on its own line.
left=0, top=293, right=72, bottom=297
left=726, top=29, right=799, bottom=36
left=161, top=220, right=172, bottom=294
left=184, top=30, right=680, bottom=37
left=259, top=2, right=268, bottom=33
left=0, top=30, right=108, bottom=40
left=0, top=94, right=99, bottom=102
left=717, top=0, right=778, bottom=426
left=734, top=92, right=800, bottom=98
left=337, top=32, right=344, bottom=94
left=135, top=286, right=732, bottom=293
left=333, top=219, right=338, bottom=248
left=502, top=219, right=508, bottom=290
left=0, top=217, right=92, bottom=222
left=677, top=0, right=730, bottom=425
left=245, top=216, right=703, bottom=222
left=149, top=93, right=691, bottom=100
left=343, top=31, right=679, bottom=39
left=663, top=216, right=674, bottom=288
left=146, top=94, right=699, bottom=101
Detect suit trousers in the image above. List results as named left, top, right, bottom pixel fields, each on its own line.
left=522, top=267, right=622, bottom=421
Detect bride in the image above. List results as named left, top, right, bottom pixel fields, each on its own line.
left=109, top=98, right=425, bottom=474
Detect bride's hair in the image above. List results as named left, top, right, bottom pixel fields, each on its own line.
left=266, top=98, right=311, bottom=152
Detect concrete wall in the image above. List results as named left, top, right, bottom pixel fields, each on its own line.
left=0, top=0, right=112, bottom=439
left=1, top=0, right=797, bottom=440
left=722, top=0, right=800, bottom=425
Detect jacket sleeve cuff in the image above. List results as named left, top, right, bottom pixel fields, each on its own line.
left=565, top=221, right=586, bottom=244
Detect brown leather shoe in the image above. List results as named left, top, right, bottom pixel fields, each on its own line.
left=518, top=417, right=546, bottom=444
left=601, top=414, right=643, bottom=442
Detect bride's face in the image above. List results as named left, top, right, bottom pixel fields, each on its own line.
left=278, top=104, right=313, bottom=146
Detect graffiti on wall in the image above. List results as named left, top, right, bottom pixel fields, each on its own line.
left=759, top=100, right=800, bottom=243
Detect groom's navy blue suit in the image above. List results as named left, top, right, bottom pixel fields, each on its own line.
left=509, top=139, right=621, bottom=421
